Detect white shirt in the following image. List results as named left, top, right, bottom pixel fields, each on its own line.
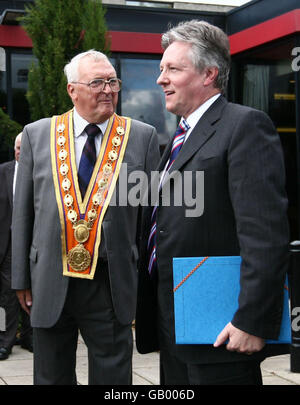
left=160, top=93, right=221, bottom=187
left=73, top=108, right=108, bottom=169
left=13, top=160, right=18, bottom=200
left=183, top=93, right=221, bottom=143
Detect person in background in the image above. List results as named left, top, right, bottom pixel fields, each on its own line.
left=0, top=133, right=33, bottom=361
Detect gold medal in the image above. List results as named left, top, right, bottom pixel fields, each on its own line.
left=64, top=194, right=73, bottom=207
left=67, top=244, right=91, bottom=272
left=57, top=135, right=66, bottom=146
left=62, top=178, right=71, bottom=191
left=73, top=220, right=90, bottom=243
left=103, top=163, right=113, bottom=175
left=98, top=177, right=108, bottom=189
left=112, top=136, right=121, bottom=147
left=57, top=123, right=65, bottom=133
left=67, top=209, right=77, bottom=223
left=92, top=193, right=102, bottom=206
left=60, top=163, right=69, bottom=176
left=116, top=126, right=125, bottom=136
left=59, top=149, right=68, bottom=161
left=88, top=208, right=97, bottom=222
left=108, top=150, right=118, bottom=161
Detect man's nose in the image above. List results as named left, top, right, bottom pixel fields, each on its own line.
left=102, top=81, right=113, bottom=93
left=157, top=70, right=167, bottom=85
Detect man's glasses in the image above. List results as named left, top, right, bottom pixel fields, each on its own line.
left=72, top=78, right=122, bottom=93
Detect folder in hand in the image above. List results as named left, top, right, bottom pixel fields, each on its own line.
left=173, top=256, right=291, bottom=344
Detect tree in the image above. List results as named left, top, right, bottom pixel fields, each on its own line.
left=0, top=107, right=22, bottom=162
left=21, top=0, right=109, bottom=121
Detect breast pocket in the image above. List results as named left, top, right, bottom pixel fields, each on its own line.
left=196, top=155, right=220, bottom=170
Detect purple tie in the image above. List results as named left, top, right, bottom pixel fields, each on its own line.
left=147, top=119, right=190, bottom=276
left=78, top=124, right=100, bottom=198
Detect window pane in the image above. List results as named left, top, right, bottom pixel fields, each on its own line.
left=0, top=70, right=7, bottom=113
left=0, top=47, right=7, bottom=114
left=239, top=39, right=298, bottom=239
left=11, top=53, right=33, bottom=125
left=121, top=58, right=177, bottom=149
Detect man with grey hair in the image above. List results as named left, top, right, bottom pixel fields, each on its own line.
left=0, top=132, right=32, bottom=360
left=12, top=50, right=160, bottom=384
left=136, top=20, right=289, bottom=385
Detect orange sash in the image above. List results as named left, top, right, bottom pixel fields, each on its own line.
left=50, top=109, right=131, bottom=279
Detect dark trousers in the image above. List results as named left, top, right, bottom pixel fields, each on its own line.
left=33, top=263, right=133, bottom=385
left=160, top=347, right=263, bottom=385
left=0, top=245, right=32, bottom=350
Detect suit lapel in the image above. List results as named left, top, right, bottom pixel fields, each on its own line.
left=158, top=138, right=173, bottom=171
left=168, top=95, right=227, bottom=175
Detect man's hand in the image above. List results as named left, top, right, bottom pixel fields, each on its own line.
left=16, top=289, right=32, bottom=315
left=213, top=322, right=265, bottom=355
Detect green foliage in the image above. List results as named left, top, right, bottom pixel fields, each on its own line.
left=0, top=107, right=22, bottom=161
left=20, top=0, right=109, bottom=121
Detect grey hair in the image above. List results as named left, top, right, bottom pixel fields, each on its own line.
left=161, top=20, right=231, bottom=94
left=64, top=49, right=111, bottom=83
left=14, top=132, right=22, bottom=149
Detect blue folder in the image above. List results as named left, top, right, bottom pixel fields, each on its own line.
left=173, top=256, right=291, bottom=344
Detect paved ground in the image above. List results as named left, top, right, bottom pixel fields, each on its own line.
left=0, top=334, right=300, bottom=385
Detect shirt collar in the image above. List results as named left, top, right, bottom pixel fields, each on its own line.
left=73, top=107, right=109, bottom=137
left=184, top=93, right=221, bottom=131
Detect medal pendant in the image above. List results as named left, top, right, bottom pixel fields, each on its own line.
left=67, top=243, right=91, bottom=272
left=73, top=220, right=90, bottom=243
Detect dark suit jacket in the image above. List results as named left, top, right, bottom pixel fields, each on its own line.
left=0, top=160, right=15, bottom=265
left=135, top=96, right=290, bottom=364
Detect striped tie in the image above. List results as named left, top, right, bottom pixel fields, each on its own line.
left=147, top=119, right=190, bottom=276
left=78, top=124, right=100, bottom=198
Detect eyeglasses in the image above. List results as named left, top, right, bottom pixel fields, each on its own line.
left=72, top=78, right=122, bottom=93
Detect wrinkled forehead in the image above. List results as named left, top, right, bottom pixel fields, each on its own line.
left=78, top=56, right=116, bottom=80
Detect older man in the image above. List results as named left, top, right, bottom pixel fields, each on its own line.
left=135, top=20, right=290, bottom=385
left=12, top=50, right=160, bottom=384
left=0, top=133, right=32, bottom=360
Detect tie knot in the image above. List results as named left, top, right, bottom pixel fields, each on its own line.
left=85, top=123, right=101, bottom=138
left=179, top=119, right=190, bottom=134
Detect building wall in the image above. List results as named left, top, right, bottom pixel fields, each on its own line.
left=1, top=0, right=300, bottom=236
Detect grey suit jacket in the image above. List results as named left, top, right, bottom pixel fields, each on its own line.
left=11, top=116, right=160, bottom=328
left=136, top=96, right=290, bottom=363
left=0, top=160, right=14, bottom=265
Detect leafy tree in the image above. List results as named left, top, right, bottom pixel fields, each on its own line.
left=0, top=107, right=22, bottom=162
left=21, top=0, right=109, bottom=121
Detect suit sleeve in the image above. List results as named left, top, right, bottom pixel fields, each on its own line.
left=0, top=163, right=8, bottom=264
left=144, top=126, right=161, bottom=180
left=11, top=126, right=34, bottom=290
left=227, top=108, right=290, bottom=340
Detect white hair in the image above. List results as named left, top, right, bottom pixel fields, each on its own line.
left=64, top=49, right=111, bottom=83
left=14, top=132, right=22, bottom=149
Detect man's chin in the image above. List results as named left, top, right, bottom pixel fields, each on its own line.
left=94, top=107, right=115, bottom=123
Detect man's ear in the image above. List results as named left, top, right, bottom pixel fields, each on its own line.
left=67, top=83, right=77, bottom=102
left=203, top=66, right=219, bottom=87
